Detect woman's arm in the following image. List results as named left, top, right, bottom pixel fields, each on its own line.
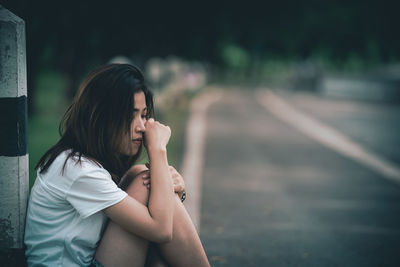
left=103, top=119, right=175, bottom=243
left=142, top=163, right=186, bottom=201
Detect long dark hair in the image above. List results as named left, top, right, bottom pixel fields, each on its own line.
left=35, top=64, right=154, bottom=183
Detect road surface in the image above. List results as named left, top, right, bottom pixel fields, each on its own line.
left=199, top=89, right=400, bottom=267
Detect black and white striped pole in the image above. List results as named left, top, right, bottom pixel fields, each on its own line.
left=0, top=5, right=29, bottom=263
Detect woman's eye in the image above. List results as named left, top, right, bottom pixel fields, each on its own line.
left=141, top=114, right=147, bottom=119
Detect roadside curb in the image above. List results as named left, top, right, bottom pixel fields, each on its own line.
left=181, top=89, right=223, bottom=231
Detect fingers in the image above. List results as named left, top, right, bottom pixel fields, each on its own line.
left=141, top=171, right=150, bottom=188
left=173, top=183, right=184, bottom=193
left=143, top=119, right=171, bottom=150
left=143, top=179, right=150, bottom=189
left=142, top=164, right=185, bottom=193
left=144, top=177, right=183, bottom=191
left=169, top=166, right=178, bottom=178
left=169, top=166, right=185, bottom=195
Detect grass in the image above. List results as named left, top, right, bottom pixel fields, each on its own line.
left=28, top=71, right=68, bottom=188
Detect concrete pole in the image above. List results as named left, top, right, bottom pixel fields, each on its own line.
left=0, top=5, right=29, bottom=264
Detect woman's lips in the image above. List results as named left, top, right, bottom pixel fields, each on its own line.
left=133, top=139, right=142, bottom=145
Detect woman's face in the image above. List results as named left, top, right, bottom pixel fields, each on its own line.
left=120, top=91, right=147, bottom=156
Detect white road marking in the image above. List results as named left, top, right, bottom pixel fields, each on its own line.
left=255, top=89, right=400, bottom=185
left=181, top=90, right=223, bottom=231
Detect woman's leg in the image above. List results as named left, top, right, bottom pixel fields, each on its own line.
left=144, top=243, right=170, bottom=267
left=95, top=165, right=210, bottom=267
left=95, top=166, right=151, bottom=267
left=155, top=194, right=210, bottom=267
left=144, top=195, right=210, bottom=267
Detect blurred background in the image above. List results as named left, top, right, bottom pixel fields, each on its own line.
left=3, top=0, right=399, bottom=183
left=2, top=0, right=400, bottom=265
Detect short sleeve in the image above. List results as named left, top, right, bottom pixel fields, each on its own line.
left=66, top=166, right=127, bottom=218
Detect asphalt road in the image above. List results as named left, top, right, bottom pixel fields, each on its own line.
left=275, top=90, right=400, bottom=166
left=199, top=89, right=400, bottom=267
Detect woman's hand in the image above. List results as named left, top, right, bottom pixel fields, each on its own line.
left=142, top=163, right=186, bottom=199
left=144, top=118, right=171, bottom=153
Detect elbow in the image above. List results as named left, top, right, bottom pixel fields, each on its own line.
left=156, top=228, right=173, bottom=244
left=160, top=231, right=172, bottom=243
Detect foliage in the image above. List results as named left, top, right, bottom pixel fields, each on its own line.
left=2, top=0, right=400, bottom=114
left=220, top=43, right=250, bottom=70
left=28, top=72, right=69, bottom=188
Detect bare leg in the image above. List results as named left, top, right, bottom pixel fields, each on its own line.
left=95, top=165, right=210, bottom=267
left=120, top=165, right=210, bottom=267
left=156, top=195, right=210, bottom=267
left=95, top=166, right=151, bottom=267
left=144, top=195, right=210, bottom=267
left=144, top=243, right=171, bottom=267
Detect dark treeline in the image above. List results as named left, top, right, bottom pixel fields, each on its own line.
left=2, top=0, right=400, bottom=111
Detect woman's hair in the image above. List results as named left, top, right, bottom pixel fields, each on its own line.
left=35, top=63, right=154, bottom=183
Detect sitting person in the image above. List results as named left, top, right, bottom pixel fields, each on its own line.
left=24, top=63, right=210, bottom=267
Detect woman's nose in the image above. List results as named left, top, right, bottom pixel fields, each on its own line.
left=135, top=118, right=146, bottom=132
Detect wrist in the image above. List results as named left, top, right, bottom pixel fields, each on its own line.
left=147, top=145, right=167, bottom=156
left=148, top=147, right=168, bottom=164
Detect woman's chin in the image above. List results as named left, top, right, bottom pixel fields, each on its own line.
left=119, top=143, right=142, bottom=157
left=120, top=149, right=139, bottom=157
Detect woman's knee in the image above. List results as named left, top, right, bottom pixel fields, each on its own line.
left=120, top=165, right=150, bottom=206
left=119, top=164, right=147, bottom=188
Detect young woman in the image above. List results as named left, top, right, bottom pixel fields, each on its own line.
left=24, top=64, right=210, bottom=267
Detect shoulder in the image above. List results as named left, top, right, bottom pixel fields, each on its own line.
left=61, top=150, right=111, bottom=180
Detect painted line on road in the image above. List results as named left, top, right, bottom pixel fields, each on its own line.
left=255, top=89, right=400, bottom=185
left=181, top=89, right=223, bottom=231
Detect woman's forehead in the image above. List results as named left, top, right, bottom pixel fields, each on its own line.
left=133, top=91, right=147, bottom=109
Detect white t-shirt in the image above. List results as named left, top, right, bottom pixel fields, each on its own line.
left=24, top=150, right=127, bottom=266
